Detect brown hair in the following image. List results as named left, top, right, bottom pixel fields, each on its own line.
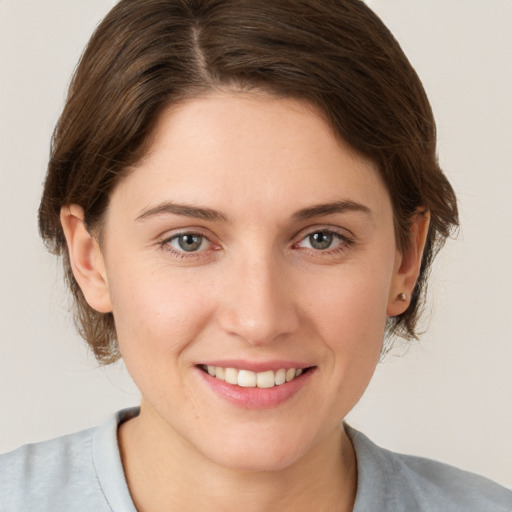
left=38, top=0, right=458, bottom=364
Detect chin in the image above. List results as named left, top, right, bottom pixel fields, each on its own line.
left=210, top=446, right=305, bottom=473
left=198, top=427, right=316, bottom=473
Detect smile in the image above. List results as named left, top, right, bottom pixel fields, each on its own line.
left=199, top=365, right=308, bottom=388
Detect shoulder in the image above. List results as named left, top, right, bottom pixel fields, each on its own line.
left=347, top=425, right=512, bottom=512
left=0, top=409, right=138, bottom=512
left=0, top=426, right=104, bottom=511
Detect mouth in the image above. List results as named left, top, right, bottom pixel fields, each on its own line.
left=198, top=364, right=314, bottom=389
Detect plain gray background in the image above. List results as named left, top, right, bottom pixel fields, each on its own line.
left=0, top=0, right=511, bottom=487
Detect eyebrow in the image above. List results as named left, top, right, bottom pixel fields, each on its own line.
left=136, top=201, right=229, bottom=222
left=135, top=199, right=371, bottom=223
left=291, top=200, right=372, bottom=220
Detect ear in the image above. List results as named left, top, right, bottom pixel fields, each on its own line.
left=387, top=210, right=430, bottom=317
left=60, top=205, right=113, bottom=313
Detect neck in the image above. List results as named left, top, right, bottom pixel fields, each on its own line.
left=118, top=404, right=357, bottom=512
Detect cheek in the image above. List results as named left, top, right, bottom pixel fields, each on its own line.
left=108, top=265, right=214, bottom=360
left=107, top=268, right=218, bottom=413
left=306, top=262, right=390, bottom=338
left=304, top=265, right=391, bottom=390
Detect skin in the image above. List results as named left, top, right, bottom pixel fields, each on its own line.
left=61, top=93, right=429, bottom=512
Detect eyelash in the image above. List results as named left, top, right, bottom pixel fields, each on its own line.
left=293, top=229, right=354, bottom=255
left=159, top=228, right=355, bottom=260
left=159, top=230, right=217, bottom=260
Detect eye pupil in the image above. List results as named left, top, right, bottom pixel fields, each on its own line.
left=178, top=234, right=202, bottom=252
left=309, top=232, right=333, bottom=250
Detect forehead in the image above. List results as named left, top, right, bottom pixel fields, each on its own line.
left=110, top=92, right=391, bottom=223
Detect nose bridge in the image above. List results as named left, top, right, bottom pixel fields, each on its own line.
left=217, top=247, right=298, bottom=345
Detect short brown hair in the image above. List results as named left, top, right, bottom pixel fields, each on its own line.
left=38, top=0, right=458, bottom=364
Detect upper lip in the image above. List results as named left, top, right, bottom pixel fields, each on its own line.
left=196, top=359, right=314, bottom=373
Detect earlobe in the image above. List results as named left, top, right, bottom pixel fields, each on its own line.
left=387, top=210, right=430, bottom=317
left=60, top=205, right=113, bottom=313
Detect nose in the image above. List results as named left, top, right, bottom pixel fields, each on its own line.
left=216, top=253, right=300, bottom=346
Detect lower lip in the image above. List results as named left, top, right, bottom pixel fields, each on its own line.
left=196, top=367, right=314, bottom=409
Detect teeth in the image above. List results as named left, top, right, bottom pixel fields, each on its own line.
left=238, top=369, right=257, bottom=387
left=224, top=367, right=238, bottom=385
left=203, top=366, right=306, bottom=387
left=256, top=370, right=275, bottom=389
left=275, top=368, right=286, bottom=385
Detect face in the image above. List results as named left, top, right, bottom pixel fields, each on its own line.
left=87, top=93, right=408, bottom=471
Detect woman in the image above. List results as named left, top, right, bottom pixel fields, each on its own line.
left=1, top=0, right=511, bottom=510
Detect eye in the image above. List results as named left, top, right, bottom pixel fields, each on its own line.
left=166, top=233, right=210, bottom=253
left=296, top=230, right=347, bottom=251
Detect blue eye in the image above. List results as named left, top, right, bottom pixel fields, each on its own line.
left=168, top=233, right=209, bottom=252
left=298, top=230, right=345, bottom=251
left=308, top=232, right=335, bottom=250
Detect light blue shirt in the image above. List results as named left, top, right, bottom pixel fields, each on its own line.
left=1, top=408, right=511, bottom=511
